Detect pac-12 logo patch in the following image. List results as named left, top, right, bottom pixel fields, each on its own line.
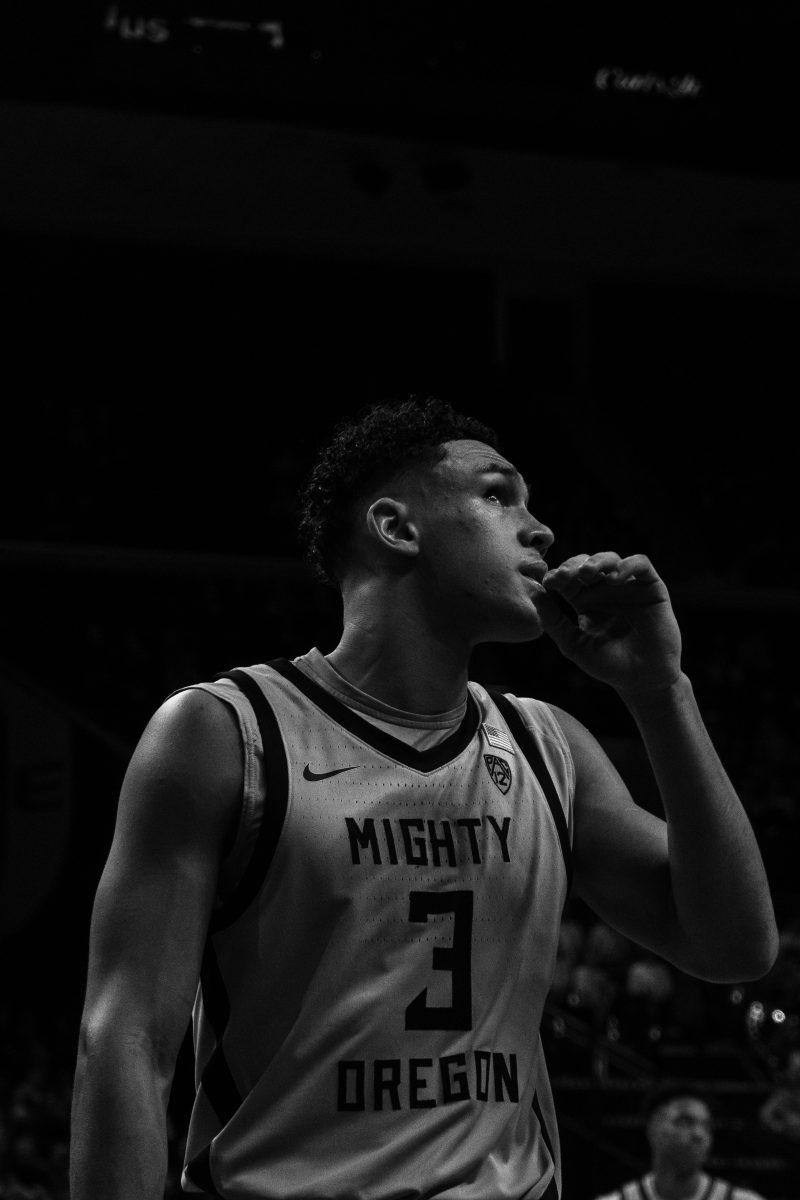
left=484, top=754, right=512, bottom=794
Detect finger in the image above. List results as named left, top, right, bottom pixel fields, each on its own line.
left=534, top=592, right=581, bottom=655
left=613, top=554, right=659, bottom=584
left=543, top=554, right=591, bottom=597
left=575, top=552, right=624, bottom=583
left=545, top=552, right=623, bottom=596
left=546, top=553, right=591, bottom=576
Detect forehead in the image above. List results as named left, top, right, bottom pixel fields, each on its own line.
left=436, top=439, right=519, bottom=479
left=662, top=1098, right=712, bottom=1123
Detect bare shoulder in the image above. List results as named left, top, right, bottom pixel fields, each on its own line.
left=114, top=686, right=244, bottom=861
left=83, top=687, right=245, bottom=1052
left=133, top=687, right=242, bottom=782
left=544, top=701, right=607, bottom=767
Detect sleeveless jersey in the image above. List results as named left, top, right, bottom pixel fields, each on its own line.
left=595, top=1176, right=764, bottom=1200
left=179, top=656, right=575, bottom=1200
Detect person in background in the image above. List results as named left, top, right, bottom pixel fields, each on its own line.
left=759, top=1047, right=800, bottom=1149
left=594, top=1084, right=766, bottom=1200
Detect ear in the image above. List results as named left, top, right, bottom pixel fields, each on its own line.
left=365, top=497, right=420, bottom=560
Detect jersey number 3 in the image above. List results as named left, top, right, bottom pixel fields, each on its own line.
left=405, top=890, right=473, bottom=1031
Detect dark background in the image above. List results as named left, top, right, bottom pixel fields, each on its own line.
left=1, top=4, right=799, bottom=1198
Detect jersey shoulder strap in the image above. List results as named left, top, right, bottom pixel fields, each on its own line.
left=487, top=689, right=572, bottom=891
left=208, top=666, right=289, bottom=933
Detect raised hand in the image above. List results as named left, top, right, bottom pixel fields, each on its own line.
left=535, top=552, right=683, bottom=696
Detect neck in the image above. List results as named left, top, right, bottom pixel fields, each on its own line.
left=327, top=578, right=471, bottom=713
left=650, top=1165, right=706, bottom=1200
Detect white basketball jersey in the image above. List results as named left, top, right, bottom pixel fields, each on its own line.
left=596, top=1176, right=763, bottom=1200
left=178, top=654, right=574, bottom=1200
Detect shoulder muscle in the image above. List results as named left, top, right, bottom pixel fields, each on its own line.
left=81, top=688, right=244, bottom=1056
left=110, top=686, right=243, bottom=866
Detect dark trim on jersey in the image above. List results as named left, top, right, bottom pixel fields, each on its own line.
left=531, top=1086, right=560, bottom=1199
left=540, top=1175, right=560, bottom=1200
left=189, top=669, right=289, bottom=1169
left=488, top=691, right=573, bottom=891
left=531, top=1088, right=557, bottom=1170
left=267, top=657, right=483, bottom=772
left=184, top=1143, right=223, bottom=1197
left=208, top=667, right=290, bottom=933
left=633, top=1180, right=722, bottom=1200
left=183, top=668, right=287, bottom=1185
left=197, top=939, right=242, bottom=1127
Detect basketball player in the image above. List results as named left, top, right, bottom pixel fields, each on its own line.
left=70, top=397, right=778, bottom=1200
left=593, top=1084, right=766, bottom=1200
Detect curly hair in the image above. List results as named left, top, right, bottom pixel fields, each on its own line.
left=297, top=395, right=499, bottom=587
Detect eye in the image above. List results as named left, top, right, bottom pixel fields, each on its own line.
left=484, top=489, right=505, bottom=505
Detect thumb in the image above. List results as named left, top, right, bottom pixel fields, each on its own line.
left=535, top=592, right=581, bottom=655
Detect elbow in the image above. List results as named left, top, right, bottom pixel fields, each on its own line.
left=738, top=911, right=781, bottom=982
left=682, top=924, right=780, bottom=985
left=742, top=921, right=781, bottom=981
left=721, top=950, right=777, bottom=985
left=77, top=1000, right=181, bottom=1081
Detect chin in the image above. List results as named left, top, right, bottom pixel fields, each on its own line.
left=481, top=609, right=546, bottom=645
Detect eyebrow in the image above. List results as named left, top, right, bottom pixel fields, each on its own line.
left=477, top=461, right=530, bottom=502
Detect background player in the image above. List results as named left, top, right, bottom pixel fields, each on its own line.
left=70, top=396, right=778, bottom=1200
left=593, top=1083, right=767, bottom=1200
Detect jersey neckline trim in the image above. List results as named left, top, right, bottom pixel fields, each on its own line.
left=297, top=647, right=467, bottom=729
left=268, top=657, right=483, bottom=772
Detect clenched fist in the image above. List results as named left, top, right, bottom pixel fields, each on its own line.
left=535, top=552, right=683, bottom=696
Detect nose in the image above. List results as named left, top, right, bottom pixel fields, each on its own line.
left=521, top=516, right=554, bottom=555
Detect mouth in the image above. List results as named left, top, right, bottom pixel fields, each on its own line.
left=519, top=573, right=547, bottom=597
left=519, top=562, right=548, bottom=590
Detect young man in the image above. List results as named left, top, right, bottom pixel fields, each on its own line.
left=594, top=1084, right=766, bottom=1200
left=70, top=397, right=778, bottom=1200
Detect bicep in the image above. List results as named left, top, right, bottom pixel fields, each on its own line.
left=551, top=705, right=679, bottom=963
left=81, top=690, right=242, bottom=1064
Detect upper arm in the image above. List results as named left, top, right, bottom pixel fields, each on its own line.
left=80, top=688, right=243, bottom=1068
left=548, top=703, right=680, bottom=964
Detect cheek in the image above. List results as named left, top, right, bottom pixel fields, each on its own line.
left=431, top=517, right=496, bottom=562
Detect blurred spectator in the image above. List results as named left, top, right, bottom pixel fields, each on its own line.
left=555, top=920, right=633, bottom=1033
left=611, top=957, right=675, bottom=1052
left=625, top=960, right=675, bottom=1006
left=593, top=1083, right=766, bottom=1200
left=566, top=962, right=618, bottom=1033
left=0, top=1005, right=72, bottom=1200
left=744, top=924, right=800, bottom=1073
left=584, top=921, right=633, bottom=981
left=548, top=915, right=586, bottom=1004
left=759, top=1048, right=800, bottom=1149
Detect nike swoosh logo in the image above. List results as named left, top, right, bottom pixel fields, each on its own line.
left=302, top=764, right=359, bottom=781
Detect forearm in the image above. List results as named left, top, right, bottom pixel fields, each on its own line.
left=621, top=672, right=778, bottom=981
left=70, top=1031, right=173, bottom=1200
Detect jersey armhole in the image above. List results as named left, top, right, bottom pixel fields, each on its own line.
left=208, top=668, right=290, bottom=932
left=487, top=689, right=573, bottom=893
left=520, top=697, right=576, bottom=807
left=174, top=679, right=263, bottom=896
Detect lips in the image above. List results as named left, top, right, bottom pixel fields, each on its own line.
left=519, top=562, right=548, bottom=585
